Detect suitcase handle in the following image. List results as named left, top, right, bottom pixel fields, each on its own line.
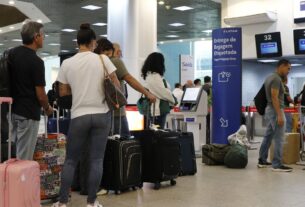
left=45, top=108, right=59, bottom=137
left=0, top=97, right=13, bottom=162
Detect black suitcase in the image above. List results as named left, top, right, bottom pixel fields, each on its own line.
left=178, top=132, right=197, bottom=176
left=101, top=138, right=142, bottom=194
left=132, top=129, right=181, bottom=190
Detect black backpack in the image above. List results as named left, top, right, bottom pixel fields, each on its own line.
left=254, top=84, right=267, bottom=115
left=0, top=49, right=11, bottom=97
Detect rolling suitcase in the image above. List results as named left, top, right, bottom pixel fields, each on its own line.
left=178, top=132, right=197, bottom=176
left=47, top=109, right=70, bottom=135
left=34, top=109, right=66, bottom=200
left=101, top=137, right=142, bottom=194
left=0, top=97, right=41, bottom=207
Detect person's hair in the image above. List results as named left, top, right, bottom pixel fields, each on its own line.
left=194, top=79, right=201, bottom=85
left=277, top=59, right=290, bottom=68
left=175, top=83, right=181, bottom=88
left=77, top=23, right=96, bottom=46
left=94, top=38, right=114, bottom=54
left=141, top=52, right=165, bottom=80
left=204, top=76, right=211, bottom=83
left=21, top=21, right=43, bottom=45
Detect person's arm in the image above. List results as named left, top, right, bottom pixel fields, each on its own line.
left=123, top=74, right=156, bottom=103
left=109, top=72, right=121, bottom=89
left=271, top=88, right=284, bottom=127
left=35, top=86, right=53, bottom=116
left=58, top=83, right=72, bottom=97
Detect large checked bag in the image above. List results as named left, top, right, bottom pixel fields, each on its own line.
left=0, top=97, right=41, bottom=207
left=34, top=109, right=66, bottom=200
left=178, top=132, right=197, bottom=175
left=202, top=144, right=231, bottom=165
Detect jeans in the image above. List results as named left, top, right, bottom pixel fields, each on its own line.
left=113, top=116, right=131, bottom=138
left=284, top=112, right=292, bottom=132
left=150, top=114, right=168, bottom=129
left=259, top=106, right=286, bottom=168
left=11, top=113, right=39, bottom=160
left=59, top=112, right=111, bottom=204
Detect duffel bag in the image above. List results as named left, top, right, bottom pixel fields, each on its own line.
left=224, top=144, right=248, bottom=169
left=202, top=144, right=231, bottom=165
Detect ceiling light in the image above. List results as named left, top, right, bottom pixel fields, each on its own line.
left=173, top=6, right=194, bottom=11
left=202, top=30, right=212, bottom=33
left=45, top=34, right=49, bottom=37
left=61, top=50, right=70, bottom=53
left=166, top=35, right=179, bottom=38
left=291, top=63, right=303, bottom=67
left=179, top=39, right=183, bottom=42
left=40, top=52, right=50, bottom=56
left=0, top=43, right=4, bottom=46
left=75, top=47, right=79, bottom=50
left=201, top=38, right=206, bottom=41
left=9, top=26, right=14, bottom=29
left=11, top=39, right=22, bottom=42
left=92, top=23, right=107, bottom=27
left=8, top=1, right=15, bottom=5
left=0, top=30, right=2, bottom=33
left=158, top=1, right=165, bottom=5
left=37, top=19, right=42, bottom=23
left=61, top=29, right=76, bottom=32
left=100, top=34, right=107, bottom=37
left=169, top=23, right=185, bottom=27
left=257, top=59, right=279, bottom=63
left=72, top=39, right=77, bottom=42
left=159, top=41, right=164, bottom=44
left=48, top=43, right=60, bottom=46
left=82, top=5, right=102, bottom=10
left=165, top=5, right=171, bottom=10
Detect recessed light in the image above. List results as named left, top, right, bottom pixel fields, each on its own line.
left=169, top=23, right=185, bottom=27
left=173, top=6, right=194, bottom=11
left=75, top=47, right=79, bottom=50
left=291, top=63, right=303, bottom=67
left=201, top=38, right=206, bottom=41
left=158, top=1, right=165, bottom=5
left=0, top=43, right=4, bottom=46
left=0, top=30, right=2, bottom=33
left=82, top=5, right=102, bottom=10
left=100, top=34, right=107, bottom=37
left=9, top=26, right=14, bottom=29
left=202, top=30, right=212, bottom=33
left=166, top=35, right=179, bottom=38
left=159, top=41, right=164, bottom=44
left=37, top=19, right=42, bottom=23
left=179, top=39, right=183, bottom=42
left=48, top=43, right=60, bottom=46
left=61, top=50, right=70, bottom=53
left=257, top=59, right=279, bottom=63
left=72, top=39, right=77, bottom=42
left=11, top=39, right=22, bottom=42
left=62, top=29, right=76, bottom=32
left=92, top=23, right=107, bottom=27
left=40, top=52, right=50, bottom=56
left=45, top=34, right=49, bottom=37
left=8, top=1, right=15, bottom=5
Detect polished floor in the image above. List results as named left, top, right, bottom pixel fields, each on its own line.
left=45, top=139, right=305, bottom=207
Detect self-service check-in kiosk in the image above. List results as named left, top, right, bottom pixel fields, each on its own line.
left=166, top=87, right=208, bottom=155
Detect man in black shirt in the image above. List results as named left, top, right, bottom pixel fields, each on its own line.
left=9, top=21, right=53, bottom=160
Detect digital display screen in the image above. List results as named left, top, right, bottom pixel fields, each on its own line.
left=293, top=29, right=305, bottom=54
left=301, top=0, right=305, bottom=11
left=299, top=38, right=305, bottom=50
left=182, top=88, right=201, bottom=102
left=260, top=42, right=278, bottom=54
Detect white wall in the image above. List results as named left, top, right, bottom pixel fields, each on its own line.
left=42, top=56, right=60, bottom=91
left=223, top=0, right=305, bottom=58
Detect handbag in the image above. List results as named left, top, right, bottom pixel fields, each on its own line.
left=254, top=84, right=267, bottom=115
left=99, top=55, right=127, bottom=110
left=137, top=95, right=150, bottom=115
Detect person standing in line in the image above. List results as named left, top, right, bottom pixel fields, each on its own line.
left=94, top=39, right=156, bottom=137
left=52, top=24, right=120, bottom=207
left=172, top=83, right=184, bottom=106
left=141, top=52, right=176, bottom=129
left=257, top=59, right=292, bottom=172
left=202, top=76, right=212, bottom=143
left=283, top=77, right=293, bottom=132
left=9, top=21, right=53, bottom=160
left=193, top=78, right=202, bottom=87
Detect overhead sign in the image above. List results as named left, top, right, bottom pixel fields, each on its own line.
left=294, top=0, right=305, bottom=23
left=212, top=28, right=242, bottom=144
left=180, top=55, right=194, bottom=85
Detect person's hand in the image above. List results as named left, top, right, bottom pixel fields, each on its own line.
left=44, top=105, right=54, bottom=116
left=277, top=114, right=284, bottom=127
left=146, top=92, right=156, bottom=103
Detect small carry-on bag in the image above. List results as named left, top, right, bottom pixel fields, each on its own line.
left=34, top=109, right=66, bottom=200
left=178, top=132, right=197, bottom=175
left=132, top=104, right=181, bottom=190
left=0, top=97, right=41, bottom=207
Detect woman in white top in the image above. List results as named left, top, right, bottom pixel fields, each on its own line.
left=141, top=52, right=176, bottom=128
left=52, top=24, right=120, bottom=207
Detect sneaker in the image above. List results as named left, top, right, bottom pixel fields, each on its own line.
left=257, top=160, right=272, bottom=168
left=87, top=201, right=103, bottom=207
left=52, top=202, right=67, bottom=207
left=272, top=165, right=293, bottom=172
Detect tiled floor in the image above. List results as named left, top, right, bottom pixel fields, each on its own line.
left=44, top=139, right=305, bottom=207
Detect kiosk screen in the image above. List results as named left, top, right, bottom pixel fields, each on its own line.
left=182, top=88, right=201, bottom=102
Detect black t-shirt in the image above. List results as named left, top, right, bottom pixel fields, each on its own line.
left=9, top=46, right=45, bottom=120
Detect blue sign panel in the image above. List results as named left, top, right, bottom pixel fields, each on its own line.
left=212, top=28, right=242, bottom=144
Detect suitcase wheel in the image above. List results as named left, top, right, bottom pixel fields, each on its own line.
left=115, top=190, right=121, bottom=195
left=132, top=186, right=137, bottom=191
left=138, top=183, right=143, bottom=189
left=170, top=180, right=176, bottom=186
left=154, top=183, right=161, bottom=190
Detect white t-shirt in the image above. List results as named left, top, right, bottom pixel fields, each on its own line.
left=172, top=88, right=184, bottom=106
left=57, top=52, right=116, bottom=119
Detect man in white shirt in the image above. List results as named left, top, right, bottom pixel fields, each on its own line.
left=172, top=83, right=184, bottom=106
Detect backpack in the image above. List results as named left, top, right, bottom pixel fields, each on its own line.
left=0, top=49, right=11, bottom=97
left=224, top=144, right=248, bottom=169
left=254, top=84, right=267, bottom=115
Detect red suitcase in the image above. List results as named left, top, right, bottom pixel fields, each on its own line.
left=0, top=97, right=41, bottom=207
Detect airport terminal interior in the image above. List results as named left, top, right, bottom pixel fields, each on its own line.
left=1, top=0, right=305, bottom=207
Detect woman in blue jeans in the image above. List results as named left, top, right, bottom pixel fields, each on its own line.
left=52, top=24, right=120, bottom=207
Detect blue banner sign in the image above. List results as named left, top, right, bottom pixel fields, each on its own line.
left=212, top=28, right=242, bottom=144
